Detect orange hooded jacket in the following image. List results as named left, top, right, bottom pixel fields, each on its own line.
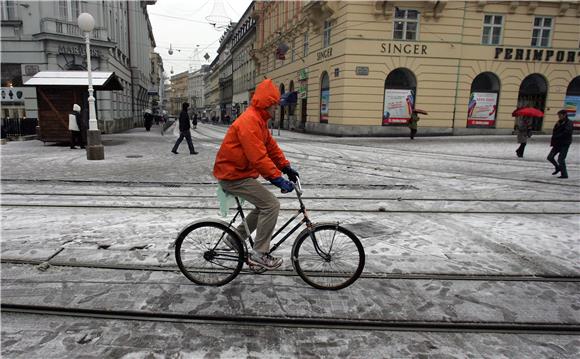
left=213, top=79, right=290, bottom=181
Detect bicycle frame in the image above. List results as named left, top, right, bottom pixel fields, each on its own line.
left=224, top=179, right=329, bottom=258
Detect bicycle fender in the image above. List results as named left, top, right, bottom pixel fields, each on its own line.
left=171, top=218, right=244, bottom=248
left=291, top=221, right=353, bottom=254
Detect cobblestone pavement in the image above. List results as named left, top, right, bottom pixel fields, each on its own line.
left=1, top=124, right=579, bottom=358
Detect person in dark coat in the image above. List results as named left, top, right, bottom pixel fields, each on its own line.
left=547, top=109, right=574, bottom=178
left=408, top=111, right=419, bottom=140
left=143, top=109, right=153, bottom=131
left=171, top=102, right=198, bottom=155
left=69, top=104, right=84, bottom=149
left=515, top=117, right=531, bottom=157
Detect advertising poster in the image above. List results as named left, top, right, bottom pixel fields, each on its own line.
left=564, top=95, right=580, bottom=128
left=467, top=92, right=498, bottom=127
left=320, top=89, right=329, bottom=123
left=383, top=89, right=414, bottom=125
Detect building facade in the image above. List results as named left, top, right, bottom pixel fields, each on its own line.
left=169, top=70, right=188, bottom=116
left=0, top=0, right=160, bottom=134
left=204, top=56, right=221, bottom=121
left=217, top=24, right=236, bottom=123
left=187, top=65, right=210, bottom=117
left=231, top=3, right=257, bottom=119
left=253, top=1, right=580, bottom=136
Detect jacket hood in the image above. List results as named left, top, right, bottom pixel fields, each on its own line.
left=73, top=104, right=81, bottom=112
left=251, top=78, right=280, bottom=109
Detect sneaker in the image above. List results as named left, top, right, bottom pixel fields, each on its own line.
left=248, top=251, right=282, bottom=270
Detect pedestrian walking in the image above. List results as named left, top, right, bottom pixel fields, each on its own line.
left=408, top=111, right=420, bottom=139
left=547, top=109, right=574, bottom=179
left=213, top=78, right=298, bottom=270
left=68, top=104, right=84, bottom=149
left=171, top=102, right=198, bottom=155
left=143, top=109, right=153, bottom=131
left=514, top=117, right=532, bottom=157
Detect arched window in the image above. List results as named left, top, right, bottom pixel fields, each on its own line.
left=518, top=74, right=547, bottom=131
left=383, top=68, right=416, bottom=125
left=320, top=71, right=329, bottom=123
left=564, top=76, right=580, bottom=125
left=467, top=72, right=500, bottom=128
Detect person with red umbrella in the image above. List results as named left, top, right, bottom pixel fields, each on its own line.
left=512, top=107, right=543, bottom=157
left=547, top=109, right=574, bottom=179
left=408, top=109, right=427, bottom=140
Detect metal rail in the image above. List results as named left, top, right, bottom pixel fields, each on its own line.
left=3, top=259, right=579, bottom=283
left=2, top=303, right=579, bottom=335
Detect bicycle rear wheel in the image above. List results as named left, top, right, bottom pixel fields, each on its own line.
left=292, top=223, right=365, bottom=290
left=175, top=221, right=244, bottom=286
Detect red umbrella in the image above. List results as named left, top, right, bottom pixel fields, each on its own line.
left=512, top=107, right=544, bottom=117
left=413, top=109, right=428, bottom=115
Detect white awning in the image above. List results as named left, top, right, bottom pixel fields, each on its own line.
left=24, top=71, right=123, bottom=90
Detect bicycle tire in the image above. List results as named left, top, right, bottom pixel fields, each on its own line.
left=292, top=223, right=365, bottom=290
left=175, top=220, right=244, bottom=286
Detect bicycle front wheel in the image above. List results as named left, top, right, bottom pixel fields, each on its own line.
left=175, top=221, right=244, bottom=286
left=292, top=223, right=365, bottom=290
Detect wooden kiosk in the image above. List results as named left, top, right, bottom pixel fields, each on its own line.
left=24, top=71, right=123, bottom=143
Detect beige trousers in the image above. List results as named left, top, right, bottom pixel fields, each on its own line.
left=218, top=178, right=280, bottom=254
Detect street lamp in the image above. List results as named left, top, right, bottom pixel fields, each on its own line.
left=78, top=12, right=104, bottom=160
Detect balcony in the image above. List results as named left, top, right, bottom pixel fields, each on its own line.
left=36, top=18, right=109, bottom=43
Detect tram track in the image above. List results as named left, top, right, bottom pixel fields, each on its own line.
left=3, top=260, right=579, bottom=283
left=2, top=202, right=576, bottom=214
left=2, top=303, right=579, bottom=335
left=2, top=191, right=578, bottom=203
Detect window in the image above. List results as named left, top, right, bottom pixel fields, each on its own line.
left=393, top=9, right=419, bottom=40
left=482, top=15, right=503, bottom=45
left=303, top=32, right=309, bottom=57
left=291, top=39, right=295, bottom=62
left=1, top=0, right=17, bottom=20
left=58, top=0, right=81, bottom=21
left=531, top=16, right=552, bottom=47
left=323, top=20, right=332, bottom=48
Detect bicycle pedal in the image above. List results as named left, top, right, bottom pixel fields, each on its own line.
left=248, top=264, right=267, bottom=273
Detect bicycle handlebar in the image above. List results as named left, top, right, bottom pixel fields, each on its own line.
left=294, top=177, right=303, bottom=196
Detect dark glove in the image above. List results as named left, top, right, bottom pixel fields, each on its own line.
left=282, top=166, right=300, bottom=183
left=270, top=177, right=294, bottom=193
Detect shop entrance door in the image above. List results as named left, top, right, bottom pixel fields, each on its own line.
left=517, top=74, right=547, bottom=131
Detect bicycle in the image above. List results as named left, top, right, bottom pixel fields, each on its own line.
left=175, top=179, right=365, bottom=290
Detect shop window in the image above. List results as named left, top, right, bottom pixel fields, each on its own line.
left=1, top=64, right=22, bottom=87
left=518, top=74, right=547, bottom=131
left=383, top=68, right=416, bottom=126
left=279, top=83, right=285, bottom=128
left=482, top=15, right=503, bottom=45
left=564, top=76, right=580, bottom=125
left=320, top=71, right=329, bottom=123
left=393, top=9, right=419, bottom=41
left=531, top=17, right=552, bottom=47
left=467, top=72, right=500, bottom=128
left=323, top=20, right=332, bottom=48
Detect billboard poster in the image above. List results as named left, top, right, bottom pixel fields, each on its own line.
left=467, top=92, right=498, bottom=127
left=383, top=89, right=414, bottom=125
left=320, top=89, right=329, bottom=123
left=564, top=95, right=580, bottom=128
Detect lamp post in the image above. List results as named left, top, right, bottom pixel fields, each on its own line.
left=78, top=12, right=104, bottom=160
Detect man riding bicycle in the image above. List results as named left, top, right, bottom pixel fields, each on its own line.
left=213, top=78, right=299, bottom=270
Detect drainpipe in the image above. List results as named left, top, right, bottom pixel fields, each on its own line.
left=127, top=0, right=135, bottom=123
left=450, top=1, right=466, bottom=134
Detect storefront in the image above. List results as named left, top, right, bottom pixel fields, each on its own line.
left=259, top=1, right=579, bottom=136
